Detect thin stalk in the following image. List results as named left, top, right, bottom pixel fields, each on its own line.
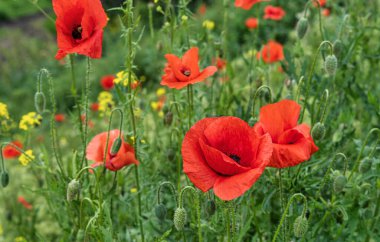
left=80, top=57, right=91, bottom=169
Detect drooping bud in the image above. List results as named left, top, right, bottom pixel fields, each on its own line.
left=205, top=199, right=216, bottom=216
left=1, top=171, right=9, bottom=188
left=67, top=179, right=81, bottom=202
left=324, top=55, right=338, bottom=76
left=164, top=111, right=173, bottom=126
left=155, top=203, right=167, bottom=220
left=311, top=122, right=326, bottom=140
left=296, top=17, right=308, bottom=39
left=34, top=92, right=46, bottom=114
left=359, top=157, right=372, bottom=173
left=173, top=207, right=187, bottom=231
left=333, top=39, right=343, bottom=58
left=110, top=137, right=122, bottom=156
left=333, top=175, right=347, bottom=193
left=293, top=215, right=308, bottom=238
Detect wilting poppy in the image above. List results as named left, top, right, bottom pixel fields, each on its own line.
left=264, top=6, right=286, bottom=20
left=182, top=117, right=273, bottom=200
left=235, top=0, right=268, bottom=10
left=18, top=196, right=32, bottom=210
left=86, top=130, right=139, bottom=171
left=53, top=0, right=108, bottom=60
left=245, top=17, right=259, bottom=29
left=100, top=75, right=115, bottom=90
left=2, top=141, right=23, bottom=159
left=253, top=100, right=318, bottom=168
left=161, top=47, right=217, bottom=89
left=257, top=40, right=284, bottom=63
left=54, top=114, right=65, bottom=123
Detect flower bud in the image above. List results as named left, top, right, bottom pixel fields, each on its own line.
left=248, top=117, right=257, bottom=127
left=1, top=171, right=9, bottom=188
left=34, top=92, right=46, bottom=114
left=359, top=157, right=372, bottom=173
left=311, top=122, right=326, bottom=140
left=333, top=175, right=347, bottom=193
left=333, top=39, right=343, bottom=58
left=296, top=17, right=308, bottom=39
left=167, top=148, right=176, bottom=161
left=173, top=207, right=187, bottom=231
left=205, top=199, right=216, bottom=216
left=110, top=137, right=122, bottom=156
left=324, top=55, right=338, bottom=76
left=164, top=111, right=173, bottom=126
left=67, top=179, right=81, bottom=202
left=293, top=215, right=308, bottom=238
left=155, top=203, right=167, bottom=220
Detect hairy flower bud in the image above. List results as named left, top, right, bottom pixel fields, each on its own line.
left=296, top=17, right=308, bottom=39
left=248, top=117, right=257, bottom=127
left=205, top=199, right=216, bottom=216
left=34, top=92, right=46, bottom=114
left=359, top=157, right=372, bottom=173
left=67, top=179, right=81, bottom=202
left=333, top=175, right=347, bottom=193
left=293, top=215, right=308, bottom=238
left=174, top=207, right=187, bottom=231
left=1, top=171, right=9, bottom=188
left=155, top=203, right=167, bottom=220
left=164, top=111, right=173, bottom=126
left=110, top=137, right=122, bottom=156
left=311, top=122, right=326, bottom=140
left=324, top=55, right=338, bottom=76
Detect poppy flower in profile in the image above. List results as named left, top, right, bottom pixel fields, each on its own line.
left=264, top=6, right=286, bottom=20
left=182, top=116, right=273, bottom=200
left=86, top=130, right=139, bottom=171
left=257, top=40, right=284, bottom=63
left=2, top=141, right=23, bottom=159
left=53, top=0, right=108, bottom=60
left=54, top=114, right=65, bottom=123
left=253, top=100, right=318, bottom=168
left=18, top=196, right=32, bottom=210
left=161, top=47, right=217, bottom=89
left=91, top=103, right=99, bottom=112
left=322, top=8, right=331, bottom=16
left=234, top=0, right=269, bottom=10
left=245, top=17, right=259, bottom=29
left=100, top=75, right=115, bottom=90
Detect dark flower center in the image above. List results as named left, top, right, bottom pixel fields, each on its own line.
left=180, top=67, right=191, bottom=77
left=229, top=154, right=241, bottom=163
left=72, top=25, right=83, bottom=40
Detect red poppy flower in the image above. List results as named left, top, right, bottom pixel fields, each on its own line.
left=253, top=100, right=318, bottom=168
left=245, top=17, right=259, bottom=29
left=313, top=0, right=326, bottom=7
left=264, top=6, right=286, bottom=20
left=2, top=141, right=23, bottom=159
left=198, top=3, right=207, bottom=15
left=86, top=130, right=139, bottom=171
left=91, top=103, right=99, bottom=112
left=100, top=75, right=115, bottom=90
left=161, top=47, right=217, bottom=89
left=54, top=114, right=65, bottom=122
left=53, top=0, right=108, bottom=60
left=212, top=57, right=227, bottom=70
left=182, top=117, right=273, bottom=200
left=18, top=196, right=32, bottom=210
left=234, top=0, right=269, bottom=10
left=322, top=8, right=331, bottom=16
left=257, top=40, right=284, bottom=63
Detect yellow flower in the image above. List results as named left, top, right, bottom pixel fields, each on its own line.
left=158, top=111, right=164, bottom=118
left=154, top=0, right=159, bottom=3
left=114, top=71, right=137, bottom=87
left=245, top=49, right=258, bottom=59
left=130, top=188, right=137, bottom=193
left=156, top=88, right=166, bottom=97
left=97, top=91, right=115, bottom=117
left=203, top=20, right=215, bottom=30
left=0, top=102, right=10, bottom=119
left=19, top=112, right=42, bottom=131
left=19, top=150, right=35, bottom=166
left=0, top=224, right=3, bottom=236
left=14, top=237, right=27, bottom=242
left=151, top=101, right=160, bottom=111
left=181, top=15, right=188, bottom=22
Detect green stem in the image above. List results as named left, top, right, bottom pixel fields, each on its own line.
left=303, top=0, right=325, bottom=41
left=80, top=57, right=91, bottom=169
left=279, top=169, right=286, bottom=241
left=252, top=85, right=273, bottom=118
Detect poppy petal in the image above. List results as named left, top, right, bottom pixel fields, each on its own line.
left=182, top=47, right=200, bottom=77
left=188, top=66, right=217, bottom=85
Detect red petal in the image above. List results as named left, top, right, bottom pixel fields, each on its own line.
left=188, top=66, right=217, bottom=85
left=182, top=47, right=200, bottom=77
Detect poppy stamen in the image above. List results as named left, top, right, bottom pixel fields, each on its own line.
left=72, top=26, right=83, bottom=40
left=229, top=154, right=241, bottom=163
left=180, top=67, right=191, bottom=77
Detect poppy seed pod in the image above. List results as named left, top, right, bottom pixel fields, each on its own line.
left=359, top=157, right=372, bottom=173
left=1, top=171, right=9, bottom=188
left=67, top=179, right=81, bottom=202
left=110, top=137, right=122, bottom=156
left=324, top=55, right=338, bottom=76
left=205, top=199, right=216, bottom=216
left=173, top=207, right=187, bottom=231
left=333, top=39, right=343, bottom=58
left=155, top=203, right=167, bottom=220
left=311, top=122, right=326, bottom=140
left=34, top=92, right=46, bottom=114
left=293, top=215, right=308, bottom=238
left=333, top=175, right=347, bottom=193
left=296, top=17, right=308, bottom=39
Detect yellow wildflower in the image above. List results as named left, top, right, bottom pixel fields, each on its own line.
left=156, top=88, right=166, bottom=97
left=97, top=91, right=115, bottom=117
left=245, top=49, right=258, bottom=59
left=151, top=101, right=160, bottom=111
left=203, top=20, right=215, bottom=30
left=158, top=111, right=164, bottom=118
left=19, top=150, right=35, bottom=166
left=0, top=102, right=10, bottom=119
left=14, top=237, right=27, bottom=242
left=113, top=71, right=137, bottom=87
left=19, top=112, right=42, bottom=131
left=181, top=15, right=188, bottom=23
left=130, top=188, right=137, bottom=193
left=0, top=224, right=3, bottom=236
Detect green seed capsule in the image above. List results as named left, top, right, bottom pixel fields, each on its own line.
left=67, top=179, right=81, bottom=202
left=333, top=39, right=343, bottom=58
left=205, top=199, right=216, bottom=216
left=311, top=122, right=326, bottom=141
left=324, top=55, right=338, bottom=76
left=155, top=203, right=167, bottom=220
left=333, top=175, right=347, bottom=193
left=34, top=92, right=46, bottom=114
left=296, top=17, right=308, bottom=39
left=1, top=171, right=9, bottom=188
left=359, top=157, right=372, bottom=173
left=293, top=215, right=308, bottom=238
left=173, top=207, right=187, bottom=231
left=110, top=137, right=122, bottom=156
